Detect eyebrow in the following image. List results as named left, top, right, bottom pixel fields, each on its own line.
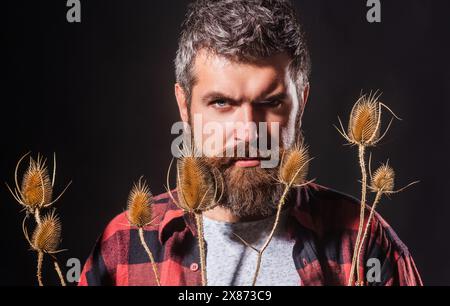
left=201, top=91, right=288, bottom=105
left=259, top=92, right=288, bottom=102
left=201, top=92, right=237, bottom=104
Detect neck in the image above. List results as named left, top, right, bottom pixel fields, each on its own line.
left=203, top=205, right=275, bottom=223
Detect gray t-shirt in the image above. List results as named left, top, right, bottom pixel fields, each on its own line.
left=203, top=209, right=300, bottom=286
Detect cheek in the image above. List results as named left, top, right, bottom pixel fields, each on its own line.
left=266, top=104, right=294, bottom=131
left=189, top=106, right=236, bottom=154
left=280, top=117, right=299, bottom=148
left=267, top=107, right=299, bottom=148
left=191, top=116, right=230, bottom=157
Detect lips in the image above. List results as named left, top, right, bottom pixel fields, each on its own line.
left=234, top=159, right=261, bottom=167
left=205, top=152, right=274, bottom=169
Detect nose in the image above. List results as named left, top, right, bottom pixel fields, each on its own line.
left=234, top=103, right=259, bottom=144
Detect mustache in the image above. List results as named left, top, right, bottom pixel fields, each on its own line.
left=204, top=143, right=283, bottom=168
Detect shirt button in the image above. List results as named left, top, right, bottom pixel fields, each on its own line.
left=190, top=263, right=199, bottom=272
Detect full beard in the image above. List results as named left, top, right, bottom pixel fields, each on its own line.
left=203, top=151, right=285, bottom=218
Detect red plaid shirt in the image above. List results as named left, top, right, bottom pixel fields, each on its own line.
left=78, top=183, right=422, bottom=286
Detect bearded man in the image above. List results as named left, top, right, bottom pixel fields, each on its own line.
left=79, top=0, right=422, bottom=286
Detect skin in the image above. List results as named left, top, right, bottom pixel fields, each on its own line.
left=175, top=49, right=309, bottom=223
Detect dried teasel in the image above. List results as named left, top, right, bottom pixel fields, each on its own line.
left=167, top=144, right=223, bottom=214
left=176, top=156, right=216, bottom=213
left=335, top=91, right=400, bottom=147
left=165, top=144, right=224, bottom=286
left=335, top=92, right=400, bottom=286
left=7, top=152, right=70, bottom=286
left=6, top=152, right=72, bottom=214
left=335, top=91, right=419, bottom=286
left=368, top=158, right=419, bottom=195
left=22, top=210, right=66, bottom=286
left=24, top=210, right=63, bottom=254
left=279, top=143, right=311, bottom=186
left=127, top=177, right=154, bottom=228
left=370, top=163, right=395, bottom=193
left=174, top=153, right=221, bottom=286
left=21, top=156, right=53, bottom=209
left=126, top=177, right=161, bottom=285
left=355, top=160, right=419, bottom=285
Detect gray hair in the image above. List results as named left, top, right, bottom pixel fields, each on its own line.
left=174, top=0, right=311, bottom=101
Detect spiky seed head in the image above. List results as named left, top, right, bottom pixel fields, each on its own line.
left=348, top=95, right=381, bottom=146
left=177, top=156, right=214, bottom=212
left=32, top=210, right=61, bottom=253
left=127, top=178, right=154, bottom=227
left=21, top=156, right=53, bottom=209
left=371, top=164, right=395, bottom=193
left=279, top=144, right=310, bottom=186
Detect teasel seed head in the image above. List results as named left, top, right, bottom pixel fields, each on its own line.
left=177, top=156, right=216, bottom=213
left=31, top=210, right=62, bottom=254
left=127, top=177, right=154, bottom=228
left=336, top=91, right=400, bottom=147
left=21, top=155, right=53, bottom=209
left=371, top=163, right=395, bottom=193
left=348, top=95, right=380, bottom=145
left=279, top=143, right=310, bottom=186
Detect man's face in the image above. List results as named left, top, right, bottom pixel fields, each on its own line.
left=175, top=49, right=308, bottom=217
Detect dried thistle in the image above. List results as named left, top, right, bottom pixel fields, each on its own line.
left=335, top=92, right=396, bottom=286
left=165, top=144, right=224, bottom=286
left=367, top=158, right=418, bottom=196
left=23, top=210, right=66, bottom=286
left=6, top=152, right=72, bottom=221
left=370, top=162, right=395, bottom=193
left=335, top=92, right=416, bottom=286
left=335, top=91, right=399, bottom=147
left=166, top=143, right=223, bottom=214
left=126, top=177, right=161, bottom=286
left=21, top=155, right=53, bottom=210
left=176, top=156, right=217, bottom=213
left=355, top=161, right=419, bottom=285
left=279, top=143, right=311, bottom=186
left=30, top=210, right=62, bottom=253
left=7, top=152, right=70, bottom=286
left=127, top=177, right=154, bottom=228
left=177, top=155, right=216, bottom=286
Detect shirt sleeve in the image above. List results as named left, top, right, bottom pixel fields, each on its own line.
left=78, top=213, right=130, bottom=286
left=363, top=213, right=423, bottom=286
left=78, top=235, right=115, bottom=286
left=387, top=252, right=423, bottom=286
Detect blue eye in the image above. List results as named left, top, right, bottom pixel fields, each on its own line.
left=212, top=100, right=229, bottom=108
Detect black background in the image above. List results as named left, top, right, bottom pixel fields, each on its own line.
left=1, top=0, right=449, bottom=286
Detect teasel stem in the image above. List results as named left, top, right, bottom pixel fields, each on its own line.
left=234, top=149, right=312, bottom=286
left=355, top=191, right=382, bottom=285
left=50, top=255, right=67, bottom=286
left=37, top=251, right=44, bottom=286
left=251, top=184, right=291, bottom=286
left=348, top=145, right=368, bottom=286
left=138, top=228, right=161, bottom=286
left=195, top=213, right=207, bottom=286
left=34, top=209, right=42, bottom=225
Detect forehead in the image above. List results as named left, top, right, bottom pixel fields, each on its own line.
left=191, top=50, right=293, bottom=101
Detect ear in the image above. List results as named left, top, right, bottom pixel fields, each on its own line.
left=175, top=83, right=189, bottom=123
